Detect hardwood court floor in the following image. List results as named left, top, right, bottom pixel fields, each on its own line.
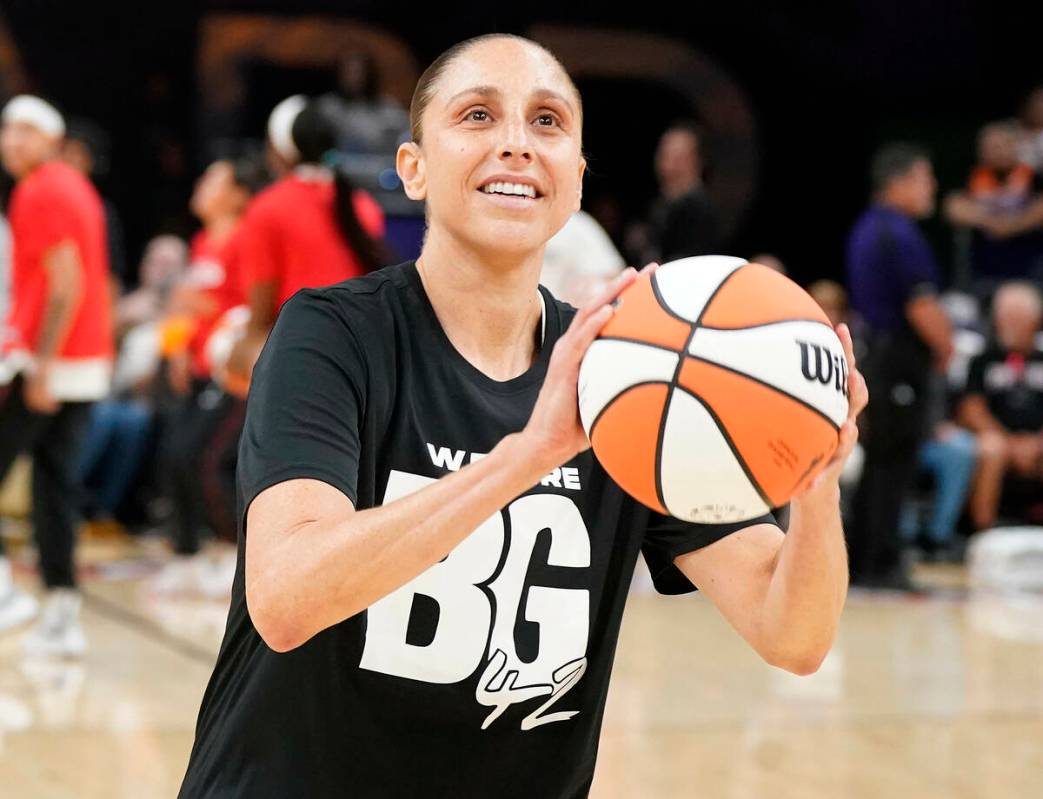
left=0, top=535, right=1041, bottom=798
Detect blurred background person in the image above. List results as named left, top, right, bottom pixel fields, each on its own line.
left=1017, top=86, right=1043, bottom=171
left=317, top=49, right=410, bottom=157
left=957, top=281, right=1043, bottom=530
left=115, top=234, right=188, bottom=338
left=0, top=96, right=114, bottom=655
left=945, top=120, right=1043, bottom=285
left=60, top=117, right=127, bottom=290
left=150, top=155, right=267, bottom=596
left=751, top=252, right=786, bottom=275
left=844, top=142, right=954, bottom=590
left=225, top=98, right=387, bottom=390
left=626, top=121, right=721, bottom=265
left=540, top=209, right=625, bottom=306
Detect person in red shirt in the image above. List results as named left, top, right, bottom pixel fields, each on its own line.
left=225, top=98, right=387, bottom=388
left=0, top=95, right=114, bottom=656
left=149, top=155, right=267, bottom=596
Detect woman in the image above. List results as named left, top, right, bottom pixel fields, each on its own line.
left=224, top=99, right=387, bottom=388
left=151, top=156, right=266, bottom=595
left=180, top=34, right=866, bottom=798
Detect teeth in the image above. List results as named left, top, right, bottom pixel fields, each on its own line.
left=482, top=181, right=537, bottom=198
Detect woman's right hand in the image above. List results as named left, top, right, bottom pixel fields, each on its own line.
left=521, top=263, right=656, bottom=472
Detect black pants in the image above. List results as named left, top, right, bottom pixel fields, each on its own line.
left=161, top=380, right=244, bottom=555
left=0, top=377, right=93, bottom=588
left=846, top=336, right=929, bottom=582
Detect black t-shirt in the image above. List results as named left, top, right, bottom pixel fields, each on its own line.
left=179, top=261, right=777, bottom=799
left=965, top=344, right=1043, bottom=432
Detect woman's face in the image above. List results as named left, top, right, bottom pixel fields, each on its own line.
left=190, top=160, right=244, bottom=223
left=400, top=39, right=585, bottom=260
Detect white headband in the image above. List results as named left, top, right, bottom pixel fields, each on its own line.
left=1, top=95, right=65, bottom=138
left=267, top=94, right=306, bottom=164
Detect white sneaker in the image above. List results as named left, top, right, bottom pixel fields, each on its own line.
left=0, top=558, right=38, bottom=634
left=196, top=553, right=236, bottom=600
left=22, top=589, right=87, bottom=659
left=147, top=556, right=203, bottom=596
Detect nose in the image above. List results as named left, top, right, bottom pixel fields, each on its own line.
left=499, top=112, right=533, bottom=163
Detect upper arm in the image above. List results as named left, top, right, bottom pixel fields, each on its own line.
left=673, top=522, right=785, bottom=646
left=245, top=478, right=354, bottom=592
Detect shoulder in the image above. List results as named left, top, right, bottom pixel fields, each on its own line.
left=282, top=261, right=413, bottom=336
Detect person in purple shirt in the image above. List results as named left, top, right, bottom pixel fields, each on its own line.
left=844, top=142, right=954, bottom=589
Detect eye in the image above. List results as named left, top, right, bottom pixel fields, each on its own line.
left=466, top=108, right=490, bottom=122
left=535, top=113, right=560, bottom=127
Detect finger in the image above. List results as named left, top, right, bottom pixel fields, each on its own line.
left=639, top=261, right=659, bottom=276
left=577, top=266, right=637, bottom=316
left=554, top=304, right=615, bottom=370
left=836, top=322, right=856, bottom=370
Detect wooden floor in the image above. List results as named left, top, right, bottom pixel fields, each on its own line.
left=1, top=533, right=1042, bottom=798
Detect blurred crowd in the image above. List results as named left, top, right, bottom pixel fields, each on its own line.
left=0, top=47, right=1041, bottom=656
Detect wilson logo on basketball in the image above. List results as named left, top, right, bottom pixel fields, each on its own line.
left=797, top=341, right=849, bottom=396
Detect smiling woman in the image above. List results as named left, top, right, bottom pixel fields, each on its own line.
left=177, top=32, right=862, bottom=799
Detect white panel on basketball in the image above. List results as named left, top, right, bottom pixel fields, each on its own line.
left=651, top=256, right=747, bottom=323
left=578, top=339, right=678, bottom=436
left=687, top=321, right=848, bottom=427
left=659, top=388, right=769, bottom=523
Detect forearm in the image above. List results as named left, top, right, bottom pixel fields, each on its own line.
left=757, top=484, right=848, bottom=672
left=249, top=432, right=560, bottom=651
left=35, top=243, right=84, bottom=360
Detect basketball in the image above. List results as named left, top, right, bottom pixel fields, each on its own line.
left=578, top=255, right=850, bottom=523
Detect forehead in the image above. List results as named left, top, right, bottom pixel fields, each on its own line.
left=435, top=39, right=575, bottom=108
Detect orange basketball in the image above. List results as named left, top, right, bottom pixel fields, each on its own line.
left=578, top=255, right=849, bottom=523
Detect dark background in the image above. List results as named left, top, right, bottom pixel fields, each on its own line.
left=2, top=0, right=1038, bottom=286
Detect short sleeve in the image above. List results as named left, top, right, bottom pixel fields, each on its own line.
left=237, top=288, right=366, bottom=528
left=12, top=182, right=77, bottom=261
left=236, top=201, right=281, bottom=289
left=641, top=508, right=781, bottom=594
left=892, top=228, right=940, bottom=303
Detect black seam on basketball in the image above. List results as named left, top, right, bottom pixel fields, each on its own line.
left=692, top=264, right=745, bottom=328
left=671, top=383, right=774, bottom=510
left=595, top=335, right=679, bottom=354
left=697, top=318, right=834, bottom=332
left=587, top=379, right=673, bottom=441
left=650, top=272, right=696, bottom=324
left=684, top=353, right=842, bottom=432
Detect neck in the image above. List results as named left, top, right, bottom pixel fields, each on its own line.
left=416, top=225, right=545, bottom=382
left=663, top=177, right=698, bottom=200
left=877, top=194, right=913, bottom=216
left=204, top=214, right=239, bottom=244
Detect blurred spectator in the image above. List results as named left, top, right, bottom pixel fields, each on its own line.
left=0, top=210, right=9, bottom=324
left=150, top=155, right=266, bottom=597
left=226, top=99, right=386, bottom=390
left=957, top=282, right=1043, bottom=529
left=61, top=117, right=127, bottom=288
left=116, top=235, right=188, bottom=337
left=78, top=236, right=188, bottom=530
left=844, top=142, right=954, bottom=590
left=1017, top=87, right=1043, bottom=171
left=751, top=253, right=786, bottom=275
left=541, top=210, right=625, bottom=306
left=627, top=121, right=721, bottom=264
left=807, top=280, right=848, bottom=327
left=317, top=50, right=410, bottom=156
left=0, top=95, right=114, bottom=655
left=945, top=120, right=1043, bottom=282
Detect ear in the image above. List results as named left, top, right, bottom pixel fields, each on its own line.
left=397, top=141, right=427, bottom=201
left=574, top=156, right=586, bottom=213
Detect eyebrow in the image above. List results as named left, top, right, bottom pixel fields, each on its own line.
left=446, top=85, right=575, bottom=115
